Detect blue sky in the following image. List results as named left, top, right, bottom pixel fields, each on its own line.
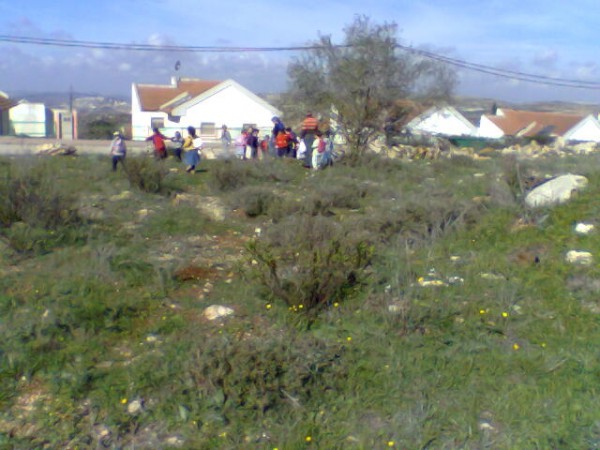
left=1, top=0, right=600, bottom=103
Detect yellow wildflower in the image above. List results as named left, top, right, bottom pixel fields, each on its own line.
left=501, top=312, right=509, bottom=318
left=120, top=398, right=127, bottom=404
left=305, top=436, right=312, bottom=442
left=513, top=343, right=520, bottom=350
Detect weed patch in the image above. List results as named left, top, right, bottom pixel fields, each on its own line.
left=246, top=215, right=373, bottom=316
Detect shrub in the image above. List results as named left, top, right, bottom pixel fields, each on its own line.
left=122, top=156, right=168, bottom=194
left=0, top=161, right=85, bottom=253
left=235, top=186, right=280, bottom=217
left=358, top=193, right=481, bottom=246
left=208, top=159, right=296, bottom=193
left=0, top=163, right=81, bottom=229
left=184, top=328, right=347, bottom=419
left=208, top=159, right=255, bottom=192
left=245, top=215, right=373, bottom=314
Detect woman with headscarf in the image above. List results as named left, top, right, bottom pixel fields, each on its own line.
left=182, top=126, right=201, bottom=173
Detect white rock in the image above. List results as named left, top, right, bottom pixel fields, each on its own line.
left=575, top=223, right=595, bottom=235
left=417, top=277, right=447, bottom=287
left=447, top=276, right=464, bottom=285
left=165, top=436, right=185, bottom=447
left=203, top=305, right=234, bottom=321
left=479, top=272, right=506, bottom=281
left=127, top=399, right=143, bottom=415
left=565, top=250, right=593, bottom=265
left=524, top=174, right=588, bottom=208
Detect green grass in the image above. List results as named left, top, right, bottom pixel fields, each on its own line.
left=0, top=152, right=599, bottom=449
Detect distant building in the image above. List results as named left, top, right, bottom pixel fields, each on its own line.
left=479, top=108, right=600, bottom=142
left=131, top=77, right=281, bottom=141
left=53, top=109, right=79, bottom=140
left=0, top=91, right=18, bottom=136
left=404, top=106, right=478, bottom=137
left=8, top=102, right=54, bottom=137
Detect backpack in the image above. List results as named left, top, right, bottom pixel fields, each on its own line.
left=275, top=132, right=289, bottom=148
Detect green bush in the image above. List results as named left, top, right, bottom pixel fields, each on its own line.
left=208, top=159, right=255, bottom=192
left=0, top=161, right=85, bottom=253
left=122, top=156, right=168, bottom=194
left=246, top=215, right=373, bottom=314
left=208, top=158, right=297, bottom=194
left=235, top=186, right=280, bottom=217
left=184, top=329, right=347, bottom=418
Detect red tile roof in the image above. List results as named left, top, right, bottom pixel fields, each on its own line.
left=484, top=108, right=585, bottom=137
left=135, top=78, right=222, bottom=112
left=0, top=94, right=18, bottom=110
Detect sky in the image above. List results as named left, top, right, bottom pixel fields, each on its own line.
left=1, top=0, right=600, bottom=104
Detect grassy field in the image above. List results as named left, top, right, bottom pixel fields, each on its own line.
left=0, top=150, right=599, bottom=449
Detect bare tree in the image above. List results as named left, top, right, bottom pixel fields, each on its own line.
left=286, top=16, right=456, bottom=159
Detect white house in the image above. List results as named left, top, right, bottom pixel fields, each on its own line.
left=563, top=115, right=600, bottom=142
left=131, top=77, right=281, bottom=141
left=404, top=106, right=477, bottom=137
left=0, top=91, right=18, bottom=135
left=479, top=108, right=600, bottom=142
left=8, top=101, right=53, bottom=137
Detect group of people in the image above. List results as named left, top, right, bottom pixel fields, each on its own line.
left=109, top=113, right=333, bottom=173
left=226, top=113, right=332, bottom=170
left=110, top=125, right=204, bottom=173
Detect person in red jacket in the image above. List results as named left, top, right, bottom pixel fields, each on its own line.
left=146, top=128, right=168, bottom=160
left=275, top=130, right=290, bottom=158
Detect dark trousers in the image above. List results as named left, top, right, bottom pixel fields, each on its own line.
left=112, top=155, right=125, bottom=171
left=303, top=133, right=315, bottom=167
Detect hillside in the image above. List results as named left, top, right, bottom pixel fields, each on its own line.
left=0, top=151, right=599, bottom=448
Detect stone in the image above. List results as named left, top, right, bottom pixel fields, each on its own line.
left=575, top=223, right=595, bottom=235
left=524, top=174, right=588, bottom=208
left=565, top=250, right=593, bottom=265
left=165, top=436, right=185, bottom=447
left=110, top=191, right=133, bottom=201
left=203, top=305, right=234, bottom=320
left=127, top=399, right=144, bottom=415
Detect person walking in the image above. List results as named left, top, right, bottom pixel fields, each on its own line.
left=221, top=124, right=232, bottom=153
left=285, top=127, right=298, bottom=158
left=275, top=129, right=289, bottom=158
left=246, top=128, right=260, bottom=159
left=171, top=131, right=183, bottom=161
left=182, top=126, right=201, bottom=173
left=234, top=129, right=248, bottom=160
left=109, top=131, right=127, bottom=171
left=146, top=127, right=168, bottom=160
left=301, top=113, right=319, bottom=168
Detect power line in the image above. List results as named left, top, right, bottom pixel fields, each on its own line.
left=1, top=34, right=599, bottom=89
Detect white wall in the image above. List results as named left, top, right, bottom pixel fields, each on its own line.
left=564, top=116, right=600, bottom=142
left=131, top=85, right=181, bottom=141
left=179, top=84, right=277, bottom=138
left=132, top=83, right=279, bottom=141
left=9, top=103, right=48, bottom=137
left=410, top=109, right=476, bottom=136
left=478, top=115, right=505, bottom=138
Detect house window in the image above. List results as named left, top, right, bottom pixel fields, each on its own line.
left=200, top=122, right=216, bottom=136
left=151, top=118, right=164, bottom=129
